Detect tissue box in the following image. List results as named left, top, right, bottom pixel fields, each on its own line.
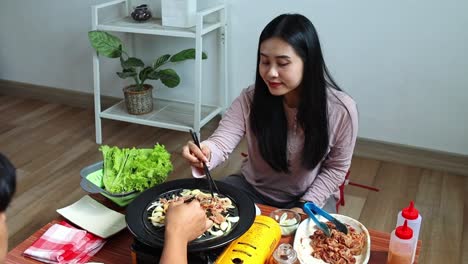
left=161, top=0, right=196, bottom=28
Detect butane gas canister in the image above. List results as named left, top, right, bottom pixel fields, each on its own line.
left=215, top=215, right=281, bottom=264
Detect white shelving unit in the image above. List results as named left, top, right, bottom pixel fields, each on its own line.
left=91, top=0, right=227, bottom=144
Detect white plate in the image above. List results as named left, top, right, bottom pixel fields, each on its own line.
left=255, top=204, right=261, bottom=215
left=293, top=214, right=371, bottom=264
left=57, top=195, right=126, bottom=238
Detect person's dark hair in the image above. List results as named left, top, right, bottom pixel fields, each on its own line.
left=0, top=153, right=16, bottom=212
left=250, top=14, right=342, bottom=173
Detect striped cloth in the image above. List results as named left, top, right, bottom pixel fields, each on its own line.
left=23, top=221, right=105, bottom=264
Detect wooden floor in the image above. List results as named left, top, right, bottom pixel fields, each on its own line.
left=1, top=95, right=467, bottom=264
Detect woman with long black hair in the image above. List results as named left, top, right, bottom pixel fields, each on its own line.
left=182, top=13, right=358, bottom=213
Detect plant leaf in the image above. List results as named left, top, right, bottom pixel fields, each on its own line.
left=117, top=69, right=137, bottom=79
left=123, top=57, right=145, bottom=69
left=88, top=31, right=122, bottom=58
left=153, top=54, right=170, bottom=69
left=159, top=69, right=180, bottom=88
left=147, top=70, right=161, bottom=80
left=170, top=49, right=207, bottom=62
left=139, top=66, right=154, bottom=83
left=99, top=144, right=173, bottom=193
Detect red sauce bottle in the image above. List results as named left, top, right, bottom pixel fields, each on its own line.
left=387, top=220, right=414, bottom=264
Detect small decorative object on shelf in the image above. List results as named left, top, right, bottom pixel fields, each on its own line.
left=131, top=4, right=152, bottom=22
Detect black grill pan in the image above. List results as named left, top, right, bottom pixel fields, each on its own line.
left=126, top=178, right=255, bottom=252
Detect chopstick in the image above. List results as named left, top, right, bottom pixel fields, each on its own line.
left=189, top=130, right=220, bottom=197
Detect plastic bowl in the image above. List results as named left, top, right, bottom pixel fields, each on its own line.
left=99, top=188, right=140, bottom=207
left=80, top=161, right=140, bottom=206
left=269, top=209, right=301, bottom=236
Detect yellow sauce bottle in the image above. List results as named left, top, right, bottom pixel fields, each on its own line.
left=216, top=215, right=281, bottom=264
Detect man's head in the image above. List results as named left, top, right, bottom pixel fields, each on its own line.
left=0, top=154, right=16, bottom=212
left=0, top=153, right=16, bottom=263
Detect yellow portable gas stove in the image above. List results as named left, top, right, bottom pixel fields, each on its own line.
left=216, top=215, right=281, bottom=264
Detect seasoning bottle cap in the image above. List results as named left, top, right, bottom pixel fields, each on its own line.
left=401, top=201, right=419, bottom=220
left=395, top=220, right=413, bottom=240
left=273, top=243, right=297, bottom=264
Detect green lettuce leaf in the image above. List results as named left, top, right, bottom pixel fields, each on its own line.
left=99, top=144, right=173, bottom=193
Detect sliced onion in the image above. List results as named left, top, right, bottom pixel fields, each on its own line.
left=220, top=221, right=228, bottom=231
left=227, top=216, right=239, bottom=223
left=209, top=229, right=224, bottom=237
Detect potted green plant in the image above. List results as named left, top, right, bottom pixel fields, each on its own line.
left=88, top=30, right=207, bottom=115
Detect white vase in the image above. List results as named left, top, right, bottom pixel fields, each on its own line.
left=161, top=0, right=197, bottom=28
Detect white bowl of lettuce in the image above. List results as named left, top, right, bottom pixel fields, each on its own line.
left=80, top=144, right=173, bottom=206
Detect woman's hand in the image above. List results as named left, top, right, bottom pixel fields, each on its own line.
left=164, top=200, right=213, bottom=243
left=181, top=141, right=211, bottom=169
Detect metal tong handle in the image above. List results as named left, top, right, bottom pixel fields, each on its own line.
left=303, top=203, right=331, bottom=237
left=304, top=202, right=348, bottom=234
left=189, top=130, right=220, bottom=197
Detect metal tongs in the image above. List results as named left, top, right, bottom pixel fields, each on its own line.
left=190, top=129, right=220, bottom=198
left=303, top=202, right=348, bottom=237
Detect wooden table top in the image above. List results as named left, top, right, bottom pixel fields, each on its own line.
left=6, top=198, right=421, bottom=264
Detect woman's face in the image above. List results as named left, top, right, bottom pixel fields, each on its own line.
left=259, top=37, right=304, bottom=107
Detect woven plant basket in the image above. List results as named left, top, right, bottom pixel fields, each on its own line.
left=123, top=84, right=153, bottom=115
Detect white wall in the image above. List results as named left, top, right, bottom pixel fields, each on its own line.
left=0, top=0, right=219, bottom=105
left=1, top=0, right=467, bottom=155
left=0, top=0, right=122, bottom=97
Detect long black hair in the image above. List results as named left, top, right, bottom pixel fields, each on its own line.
left=250, top=14, right=342, bottom=173
left=0, top=153, right=16, bottom=212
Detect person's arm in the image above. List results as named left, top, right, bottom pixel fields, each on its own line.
left=160, top=233, right=188, bottom=264
left=182, top=88, right=250, bottom=170
left=159, top=200, right=213, bottom=264
left=297, top=101, right=358, bottom=209
left=0, top=212, right=8, bottom=263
